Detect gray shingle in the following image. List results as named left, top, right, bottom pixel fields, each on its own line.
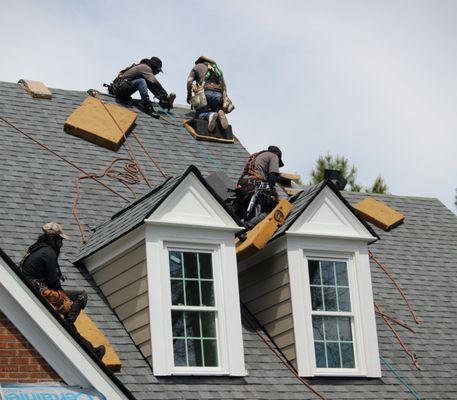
left=1, top=80, right=457, bottom=399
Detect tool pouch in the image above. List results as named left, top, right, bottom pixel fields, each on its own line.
left=111, top=77, right=135, bottom=98
left=41, top=288, right=73, bottom=315
left=222, top=92, right=235, bottom=114
left=33, top=280, right=73, bottom=316
left=191, top=83, right=208, bottom=110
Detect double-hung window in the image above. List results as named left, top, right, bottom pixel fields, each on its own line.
left=168, top=249, right=219, bottom=369
left=308, top=259, right=355, bottom=370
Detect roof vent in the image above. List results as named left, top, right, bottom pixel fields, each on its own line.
left=183, top=118, right=234, bottom=143
left=324, top=169, right=347, bottom=190
left=18, top=79, right=52, bottom=99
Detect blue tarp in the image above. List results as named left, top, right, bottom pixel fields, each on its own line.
left=0, top=383, right=106, bottom=400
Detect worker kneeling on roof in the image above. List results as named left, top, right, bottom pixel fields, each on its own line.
left=107, top=57, right=176, bottom=118
left=21, top=223, right=105, bottom=360
left=187, top=56, right=234, bottom=132
left=235, top=146, right=284, bottom=228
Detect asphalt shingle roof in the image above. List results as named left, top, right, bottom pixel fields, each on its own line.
left=1, top=80, right=457, bottom=399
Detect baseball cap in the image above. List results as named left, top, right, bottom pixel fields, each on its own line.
left=42, top=222, right=70, bottom=240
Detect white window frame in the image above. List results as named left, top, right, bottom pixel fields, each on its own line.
left=287, top=236, right=381, bottom=378
left=165, top=243, right=224, bottom=374
left=146, top=224, right=246, bottom=376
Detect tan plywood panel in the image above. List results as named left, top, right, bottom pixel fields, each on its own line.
left=236, top=199, right=292, bottom=260
left=18, top=79, right=52, bottom=99
left=74, top=310, right=122, bottom=371
left=64, top=96, right=137, bottom=151
left=353, top=197, right=405, bottom=231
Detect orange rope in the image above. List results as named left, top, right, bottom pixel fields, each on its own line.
left=131, top=131, right=168, bottom=179
left=369, top=250, right=420, bottom=324
left=72, top=158, right=143, bottom=243
left=242, top=305, right=327, bottom=400
left=98, top=98, right=153, bottom=189
left=374, top=307, right=416, bottom=334
left=374, top=302, right=421, bottom=370
left=0, top=116, right=129, bottom=202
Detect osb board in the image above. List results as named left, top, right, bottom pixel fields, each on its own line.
left=353, top=197, right=405, bottom=231
left=75, top=310, right=122, bottom=371
left=182, top=120, right=235, bottom=144
left=18, top=79, right=52, bottom=99
left=64, top=97, right=137, bottom=151
left=237, top=199, right=292, bottom=260
left=280, top=172, right=301, bottom=181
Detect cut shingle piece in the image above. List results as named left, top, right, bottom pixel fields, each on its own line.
left=18, top=79, right=52, bottom=99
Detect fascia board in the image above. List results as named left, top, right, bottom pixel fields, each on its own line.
left=145, top=220, right=244, bottom=232
left=0, top=258, right=128, bottom=400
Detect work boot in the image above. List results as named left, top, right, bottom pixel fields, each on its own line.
left=95, top=345, right=106, bottom=360
left=218, top=110, right=229, bottom=130
left=143, top=101, right=160, bottom=119
left=208, top=112, right=218, bottom=132
left=158, top=93, right=176, bottom=111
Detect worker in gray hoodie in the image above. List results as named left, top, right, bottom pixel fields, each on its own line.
left=108, top=57, right=175, bottom=118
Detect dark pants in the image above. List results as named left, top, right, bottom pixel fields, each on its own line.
left=65, top=290, right=88, bottom=323
left=236, top=178, right=279, bottom=221
left=129, top=77, right=168, bottom=102
left=196, top=90, right=223, bottom=120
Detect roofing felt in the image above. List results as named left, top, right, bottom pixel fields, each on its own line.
left=1, top=80, right=457, bottom=399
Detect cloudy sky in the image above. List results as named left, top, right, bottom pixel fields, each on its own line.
left=1, top=0, right=455, bottom=211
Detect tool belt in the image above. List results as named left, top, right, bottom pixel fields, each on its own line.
left=110, top=77, right=136, bottom=98
left=204, top=83, right=222, bottom=92
left=32, top=279, right=73, bottom=316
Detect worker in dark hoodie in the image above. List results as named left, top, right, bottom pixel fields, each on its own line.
left=108, top=57, right=175, bottom=118
left=21, top=222, right=105, bottom=360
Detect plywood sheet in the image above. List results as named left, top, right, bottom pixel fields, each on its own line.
left=64, top=96, right=137, bottom=151
left=18, top=79, right=52, bottom=99
left=280, top=172, right=301, bottom=181
left=236, top=199, right=292, bottom=260
left=75, top=310, right=122, bottom=371
left=353, top=197, right=404, bottom=231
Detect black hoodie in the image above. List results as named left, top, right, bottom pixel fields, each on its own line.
left=21, top=243, right=63, bottom=290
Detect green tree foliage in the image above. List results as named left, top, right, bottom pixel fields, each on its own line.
left=310, top=153, right=388, bottom=194
left=366, top=175, right=389, bottom=194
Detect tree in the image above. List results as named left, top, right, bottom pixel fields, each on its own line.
left=309, top=153, right=388, bottom=194
left=366, top=175, right=389, bottom=194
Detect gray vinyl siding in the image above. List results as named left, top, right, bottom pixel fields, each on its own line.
left=91, top=242, right=151, bottom=361
left=239, top=252, right=297, bottom=367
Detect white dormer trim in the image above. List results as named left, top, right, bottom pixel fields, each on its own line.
left=0, top=257, right=128, bottom=399
left=146, top=171, right=246, bottom=376
left=284, top=186, right=381, bottom=378
left=83, top=169, right=246, bottom=377
left=287, top=187, right=377, bottom=242
left=147, top=173, right=241, bottom=231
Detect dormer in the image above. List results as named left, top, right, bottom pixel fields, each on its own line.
left=75, top=166, right=247, bottom=376
left=239, top=181, right=381, bottom=377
